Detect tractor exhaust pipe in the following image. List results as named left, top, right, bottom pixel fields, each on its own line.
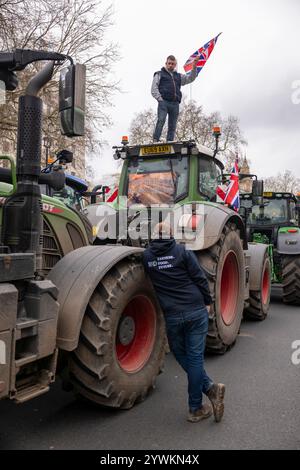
left=2, top=62, right=54, bottom=275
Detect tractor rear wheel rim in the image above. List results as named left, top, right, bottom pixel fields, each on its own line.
left=116, top=295, right=156, bottom=373
left=220, top=251, right=239, bottom=325
left=262, top=264, right=270, bottom=305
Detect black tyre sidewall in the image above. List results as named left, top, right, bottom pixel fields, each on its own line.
left=71, top=262, right=166, bottom=407
left=282, top=255, right=300, bottom=305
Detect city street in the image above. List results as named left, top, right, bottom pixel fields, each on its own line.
left=0, top=287, right=299, bottom=450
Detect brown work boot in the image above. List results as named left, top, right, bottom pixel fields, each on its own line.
left=206, top=383, right=225, bottom=422
left=187, top=403, right=212, bottom=423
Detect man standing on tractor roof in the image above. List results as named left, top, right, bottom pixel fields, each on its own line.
left=142, top=222, right=226, bottom=423
left=151, top=55, right=199, bottom=142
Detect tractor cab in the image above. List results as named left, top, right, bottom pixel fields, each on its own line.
left=240, top=191, right=300, bottom=245
left=39, top=149, right=89, bottom=211
left=47, top=173, right=88, bottom=211
left=114, top=140, right=224, bottom=207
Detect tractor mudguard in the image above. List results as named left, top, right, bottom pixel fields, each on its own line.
left=186, top=204, right=247, bottom=251
left=246, top=242, right=269, bottom=291
left=276, top=229, right=300, bottom=255
left=47, top=245, right=143, bottom=351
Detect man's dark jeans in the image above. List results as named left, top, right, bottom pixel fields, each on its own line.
left=165, top=308, right=213, bottom=412
left=153, top=100, right=179, bottom=142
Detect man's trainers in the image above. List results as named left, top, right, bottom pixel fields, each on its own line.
left=187, top=403, right=212, bottom=423
left=206, top=383, right=225, bottom=422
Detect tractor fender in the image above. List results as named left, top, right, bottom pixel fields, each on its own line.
left=186, top=203, right=247, bottom=251
left=276, top=229, right=300, bottom=255
left=47, top=245, right=143, bottom=351
left=245, top=242, right=269, bottom=291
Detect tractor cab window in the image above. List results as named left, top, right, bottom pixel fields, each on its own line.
left=52, top=185, right=83, bottom=211
left=248, top=198, right=288, bottom=224
left=127, top=156, right=188, bottom=206
left=240, top=198, right=252, bottom=209
left=40, top=183, right=84, bottom=211
left=198, top=156, right=222, bottom=200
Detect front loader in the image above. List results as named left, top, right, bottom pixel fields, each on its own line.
left=0, top=49, right=165, bottom=408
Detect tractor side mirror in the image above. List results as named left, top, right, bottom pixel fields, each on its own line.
left=0, top=68, right=18, bottom=91
left=252, top=179, right=264, bottom=198
left=59, top=63, right=86, bottom=137
left=57, top=149, right=73, bottom=164
left=252, top=179, right=264, bottom=206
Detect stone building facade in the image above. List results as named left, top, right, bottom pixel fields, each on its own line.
left=239, top=156, right=252, bottom=193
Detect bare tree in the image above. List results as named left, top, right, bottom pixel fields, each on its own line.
left=263, top=170, right=300, bottom=193
left=0, top=0, right=24, bottom=29
left=0, top=0, right=120, bottom=170
left=87, top=171, right=120, bottom=192
left=129, top=109, right=157, bottom=145
left=129, top=99, right=247, bottom=170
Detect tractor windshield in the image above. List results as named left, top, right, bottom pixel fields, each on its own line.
left=247, top=198, right=289, bottom=225
left=127, top=156, right=188, bottom=205
left=199, top=156, right=222, bottom=200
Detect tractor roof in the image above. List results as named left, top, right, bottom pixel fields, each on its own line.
left=241, top=191, right=298, bottom=202
left=0, top=167, right=89, bottom=193
left=65, top=173, right=88, bottom=193
left=113, top=140, right=224, bottom=169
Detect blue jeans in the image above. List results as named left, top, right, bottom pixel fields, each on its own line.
left=165, top=308, right=213, bottom=412
left=153, top=100, right=179, bottom=142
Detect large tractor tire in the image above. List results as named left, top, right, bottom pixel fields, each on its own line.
left=282, top=255, right=300, bottom=305
left=197, top=223, right=245, bottom=354
left=68, top=258, right=166, bottom=409
left=244, top=252, right=271, bottom=321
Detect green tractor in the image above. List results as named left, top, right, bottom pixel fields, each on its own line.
left=85, top=137, right=272, bottom=353
left=0, top=49, right=165, bottom=408
left=0, top=154, right=93, bottom=277
left=240, top=190, right=300, bottom=305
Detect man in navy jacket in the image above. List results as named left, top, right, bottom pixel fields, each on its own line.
left=142, top=222, right=225, bottom=422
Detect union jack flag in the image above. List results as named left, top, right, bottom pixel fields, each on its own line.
left=216, top=158, right=240, bottom=212
left=184, top=33, right=222, bottom=76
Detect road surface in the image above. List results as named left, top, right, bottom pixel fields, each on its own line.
left=0, top=287, right=299, bottom=450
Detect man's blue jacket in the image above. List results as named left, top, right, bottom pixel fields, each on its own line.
left=142, top=238, right=212, bottom=316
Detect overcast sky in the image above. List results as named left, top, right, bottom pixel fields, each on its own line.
left=93, top=0, right=300, bottom=182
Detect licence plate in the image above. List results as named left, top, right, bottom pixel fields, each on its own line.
left=140, top=145, right=172, bottom=156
